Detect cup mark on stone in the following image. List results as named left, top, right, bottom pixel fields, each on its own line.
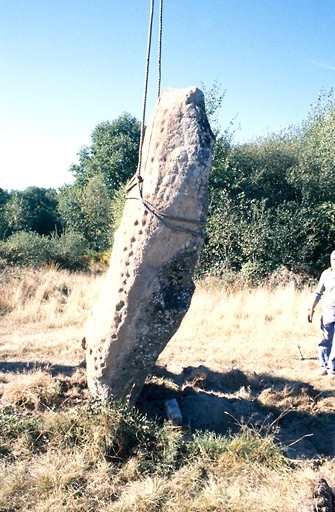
left=114, top=315, right=122, bottom=325
left=115, top=301, right=125, bottom=312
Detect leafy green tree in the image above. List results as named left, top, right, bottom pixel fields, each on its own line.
left=198, top=190, right=245, bottom=276
left=224, top=133, right=298, bottom=207
left=198, top=88, right=335, bottom=280
left=201, top=80, right=227, bottom=138
left=287, top=89, right=335, bottom=204
left=4, top=187, right=61, bottom=236
left=58, top=174, right=114, bottom=251
left=0, top=188, right=10, bottom=240
left=69, top=113, right=141, bottom=195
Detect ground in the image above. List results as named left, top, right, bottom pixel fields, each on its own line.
left=137, top=362, right=335, bottom=460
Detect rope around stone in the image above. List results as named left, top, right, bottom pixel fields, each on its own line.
left=125, top=0, right=207, bottom=239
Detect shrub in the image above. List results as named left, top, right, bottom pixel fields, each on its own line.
left=0, top=230, right=89, bottom=270
left=49, top=230, right=89, bottom=270
left=0, top=231, right=53, bottom=267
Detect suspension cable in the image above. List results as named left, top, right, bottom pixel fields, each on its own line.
left=126, top=0, right=206, bottom=239
left=137, top=0, right=156, bottom=181
left=157, top=0, right=163, bottom=98
left=128, top=0, right=163, bottom=193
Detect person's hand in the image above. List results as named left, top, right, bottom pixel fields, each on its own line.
left=307, top=309, right=314, bottom=323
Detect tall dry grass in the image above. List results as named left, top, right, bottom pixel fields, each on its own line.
left=0, top=265, right=103, bottom=365
left=159, top=275, right=321, bottom=382
left=0, top=265, right=334, bottom=511
left=0, top=266, right=319, bottom=374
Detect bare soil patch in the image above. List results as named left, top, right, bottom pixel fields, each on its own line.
left=138, top=363, right=335, bottom=460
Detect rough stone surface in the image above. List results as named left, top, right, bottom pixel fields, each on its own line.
left=84, top=87, right=214, bottom=405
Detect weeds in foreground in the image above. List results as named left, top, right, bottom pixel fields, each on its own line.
left=0, top=399, right=293, bottom=511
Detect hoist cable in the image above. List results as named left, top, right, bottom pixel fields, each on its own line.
left=157, top=0, right=163, bottom=97
left=126, top=0, right=207, bottom=239
left=136, top=0, right=155, bottom=181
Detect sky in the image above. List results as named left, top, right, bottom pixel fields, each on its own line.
left=1, top=0, right=335, bottom=192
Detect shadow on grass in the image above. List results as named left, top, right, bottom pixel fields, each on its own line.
left=0, top=360, right=79, bottom=377
left=1, top=360, right=334, bottom=460
left=137, top=364, right=335, bottom=460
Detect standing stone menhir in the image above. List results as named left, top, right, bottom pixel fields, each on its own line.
left=84, top=86, right=215, bottom=405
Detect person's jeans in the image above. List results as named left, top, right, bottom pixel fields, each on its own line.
left=319, top=306, right=335, bottom=373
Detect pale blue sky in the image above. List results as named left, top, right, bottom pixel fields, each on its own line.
left=1, top=0, right=335, bottom=191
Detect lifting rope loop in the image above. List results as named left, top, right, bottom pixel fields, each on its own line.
left=126, top=0, right=207, bottom=238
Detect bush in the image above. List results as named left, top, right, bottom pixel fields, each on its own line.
left=50, top=231, right=89, bottom=270
left=0, top=230, right=89, bottom=269
left=0, top=231, right=53, bottom=267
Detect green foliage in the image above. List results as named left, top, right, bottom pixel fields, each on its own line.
left=69, top=113, right=141, bottom=195
left=58, top=175, right=114, bottom=251
left=57, top=113, right=139, bottom=253
left=197, top=190, right=244, bottom=276
left=198, top=88, right=335, bottom=280
left=201, top=80, right=226, bottom=137
left=0, top=414, right=44, bottom=452
left=1, top=400, right=286, bottom=476
left=0, top=231, right=53, bottom=267
left=0, top=188, right=10, bottom=240
left=0, top=230, right=88, bottom=269
left=50, top=231, right=89, bottom=269
left=110, top=185, right=126, bottom=233
left=288, top=88, right=335, bottom=203
left=3, top=187, right=61, bottom=237
left=224, top=133, right=298, bottom=207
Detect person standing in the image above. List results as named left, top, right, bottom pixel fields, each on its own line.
left=308, top=250, right=335, bottom=377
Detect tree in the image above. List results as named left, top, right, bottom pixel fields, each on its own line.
left=0, top=188, right=10, bottom=240
left=223, top=133, right=298, bottom=207
left=58, top=174, right=114, bottom=251
left=4, top=187, right=61, bottom=237
left=69, top=113, right=141, bottom=195
left=201, top=80, right=227, bottom=137
left=287, top=89, right=335, bottom=204
left=198, top=88, right=335, bottom=279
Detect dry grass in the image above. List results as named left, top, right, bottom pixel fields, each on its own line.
left=0, top=265, right=335, bottom=511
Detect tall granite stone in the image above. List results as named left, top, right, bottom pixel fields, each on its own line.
left=84, top=87, right=214, bottom=405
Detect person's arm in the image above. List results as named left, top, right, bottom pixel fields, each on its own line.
left=308, top=300, right=318, bottom=323
left=308, top=271, right=326, bottom=322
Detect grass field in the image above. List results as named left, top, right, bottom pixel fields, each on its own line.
left=0, top=265, right=334, bottom=511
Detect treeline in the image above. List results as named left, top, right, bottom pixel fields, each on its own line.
left=1, top=88, right=335, bottom=280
